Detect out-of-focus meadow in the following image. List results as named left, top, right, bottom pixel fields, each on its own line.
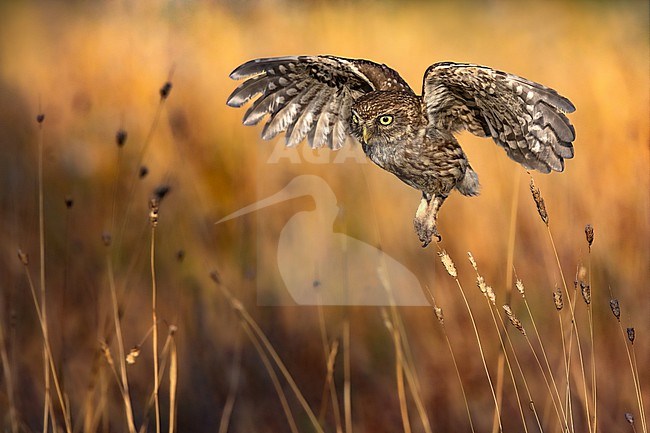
left=0, top=0, right=648, bottom=432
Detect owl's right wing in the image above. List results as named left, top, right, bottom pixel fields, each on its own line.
left=227, top=56, right=412, bottom=150
left=422, top=62, right=576, bottom=173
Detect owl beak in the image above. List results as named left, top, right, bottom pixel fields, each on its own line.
left=362, top=125, right=372, bottom=144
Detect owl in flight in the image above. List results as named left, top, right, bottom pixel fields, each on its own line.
left=227, top=56, right=575, bottom=247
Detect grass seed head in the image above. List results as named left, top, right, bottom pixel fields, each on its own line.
left=503, top=305, right=526, bottom=335
left=100, top=342, right=114, bottom=367
left=381, top=308, right=393, bottom=331
left=126, top=346, right=141, bottom=365
left=434, top=306, right=444, bottom=325
left=149, top=185, right=171, bottom=226
left=154, top=184, right=171, bottom=201
left=209, top=270, right=221, bottom=285
left=580, top=282, right=591, bottom=304
left=160, top=82, right=173, bottom=100
left=467, top=251, right=478, bottom=271
left=17, top=249, right=29, bottom=266
left=438, top=250, right=457, bottom=278
left=553, top=288, right=563, bottom=311
left=610, top=299, right=621, bottom=321
left=627, top=327, right=635, bottom=344
left=477, top=275, right=487, bottom=294
left=585, top=224, right=594, bottom=251
left=149, top=198, right=160, bottom=226
left=116, top=129, right=127, bottom=147
left=578, top=265, right=587, bottom=281
left=516, top=279, right=525, bottom=297
left=529, top=178, right=549, bottom=225
left=486, top=286, right=496, bottom=305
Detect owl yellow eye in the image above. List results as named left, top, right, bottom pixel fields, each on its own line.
left=379, top=115, right=393, bottom=126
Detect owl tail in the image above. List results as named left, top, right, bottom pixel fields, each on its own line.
left=456, top=165, right=480, bottom=197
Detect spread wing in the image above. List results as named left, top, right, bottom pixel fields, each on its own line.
left=227, top=55, right=412, bottom=150
left=422, top=62, right=576, bottom=173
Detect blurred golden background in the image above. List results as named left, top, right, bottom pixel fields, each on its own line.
left=0, top=0, right=648, bottom=432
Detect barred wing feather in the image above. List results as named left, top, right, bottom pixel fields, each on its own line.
left=422, top=62, right=576, bottom=173
left=227, top=55, right=404, bottom=150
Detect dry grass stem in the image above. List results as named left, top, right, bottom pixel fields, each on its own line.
left=531, top=181, right=593, bottom=433
left=117, top=79, right=172, bottom=249
left=493, top=310, right=531, bottom=433
left=611, top=298, right=647, bottom=433
left=441, top=249, right=502, bottom=432
left=516, top=276, right=567, bottom=428
left=0, top=318, right=19, bottom=433
left=480, top=293, right=527, bottom=433
left=494, top=304, right=545, bottom=433
left=168, top=330, right=178, bottom=433
left=241, top=322, right=300, bottom=433
left=511, top=277, right=568, bottom=430
left=469, top=252, right=527, bottom=433
left=210, top=273, right=326, bottom=433
left=383, top=309, right=412, bottom=433
left=150, top=197, right=162, bottom=433
left=37, top=112, right=54, bottom=433
left=136, top=328, right=178, bottom=432
left=218, top=336, right=242, bottom=433
left=343, top=318, right=352, bottom=433
left=106, top=255, right=138, bottom=433
left=378, top=266, right=432, bottom=433
left=579, top=265, right=598, bottom=433
left=317, top=303, right=343, bottom=433
left=428, top=295, right=476, bottom=433
left=630, top=344, right=646, bottom=433
left=18, top=250, right=72, bottom=433
left=498, top=168, right=521, bottom=433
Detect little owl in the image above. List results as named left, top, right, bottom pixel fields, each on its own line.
left=227, top=56, right=575, bottom=247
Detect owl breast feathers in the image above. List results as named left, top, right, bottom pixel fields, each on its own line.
left=227, top=55, right=575, bottom=245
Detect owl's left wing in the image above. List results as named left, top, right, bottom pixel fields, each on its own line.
left=422, top=62, right=575, bottom=173
left=228, top=56, right=412, bottom=150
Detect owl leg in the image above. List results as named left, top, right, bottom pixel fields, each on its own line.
left=413, top=195, right=445, bottom=247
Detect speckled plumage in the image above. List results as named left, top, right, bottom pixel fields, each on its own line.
left=227, top=55, right=576, bottom=246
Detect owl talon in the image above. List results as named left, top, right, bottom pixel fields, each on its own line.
left=414, top=195, right=444, bottom=247
left=414, top=218, right=441, bottom=248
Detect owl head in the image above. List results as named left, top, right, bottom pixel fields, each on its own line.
left=349, top=91, right=425, bottom=151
